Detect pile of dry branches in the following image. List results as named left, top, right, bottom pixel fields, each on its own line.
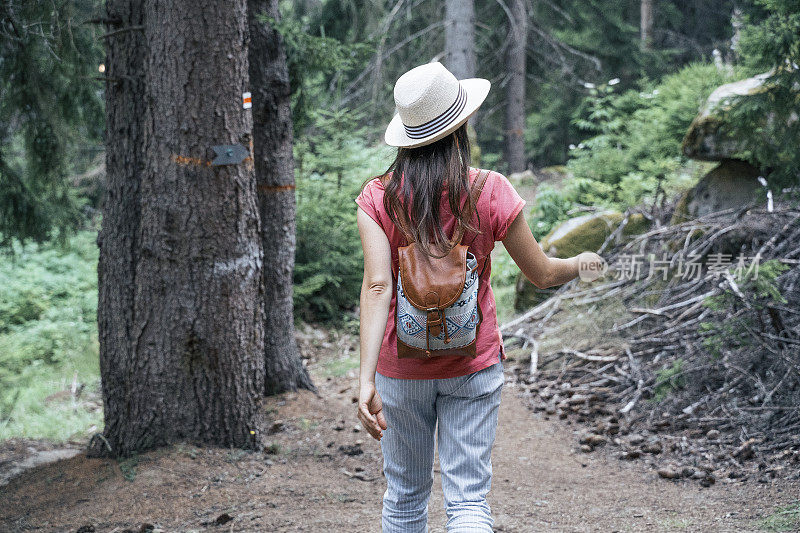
left=502, top=203, right=800, bottom=480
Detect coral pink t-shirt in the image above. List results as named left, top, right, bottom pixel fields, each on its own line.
left=355, top=167, right=526, bottom=379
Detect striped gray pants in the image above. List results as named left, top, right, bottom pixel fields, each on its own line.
left=374, top=350, right=504, bottom=532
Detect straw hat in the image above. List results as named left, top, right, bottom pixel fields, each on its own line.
left=384, top=62, right=491, bottom=148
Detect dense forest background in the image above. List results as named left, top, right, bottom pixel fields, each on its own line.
left=1, top=0, right=798, bottom=441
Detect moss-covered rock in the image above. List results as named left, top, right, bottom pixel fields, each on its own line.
left=670, top=189, right=692, bottom=225
left=514, top=211, right=649, bottom=310
left=669, top=159, right=761, bottom=224
left=540, top=165, right=568, bottom=176
left=540, top=211, right=648, bottom=258
left=682, top=71, right=771, bottom=162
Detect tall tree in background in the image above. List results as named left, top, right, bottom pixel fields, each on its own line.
left=641, top=0, right=654, bottom=49
left=0, top=0, right=103, bottom=246
left=247, top=0, right=315, bottom=395
left=444, top=0, right=475, bottom=78
left=98, top=0, right=265, bottom=456
left=445, top=0, right=479, bottom=152
left=504, top=0, right=528, bottom=173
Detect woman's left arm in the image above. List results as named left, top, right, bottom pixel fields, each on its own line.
left=356, top=207, right=391, bottom=440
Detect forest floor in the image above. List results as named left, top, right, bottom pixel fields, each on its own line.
left=1, top=324, right=798, bottom=533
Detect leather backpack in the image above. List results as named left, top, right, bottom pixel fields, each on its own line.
left=394, top=169, right=489, bottom=359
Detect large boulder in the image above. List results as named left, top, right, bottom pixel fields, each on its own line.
left=514, top=211, right=648, bottom=310
left=670, top=159, right=762, bottom=224
left=682, top=71, right=772, bottom=161
left=538, top=211, right=648, bottom=258
left=675, top=72, right=772, bottom=225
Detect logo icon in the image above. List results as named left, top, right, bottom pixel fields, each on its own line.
left=578, top=255, right=608, bottom=282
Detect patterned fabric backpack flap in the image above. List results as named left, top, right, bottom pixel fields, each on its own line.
left=395, top=169, right=489, bottom=359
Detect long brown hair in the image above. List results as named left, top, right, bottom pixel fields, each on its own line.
left=375, top=123, right=482, bottom=257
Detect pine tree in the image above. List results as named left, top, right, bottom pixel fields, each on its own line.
left=504, top=0, right=528, bottom=173
left=247, top=0, right=316, bottom=395
left=0, top=0, right=103, bottom=246
left=98, top=0, right=266, bottom=456
left=731, top=0, right=800, bottom=188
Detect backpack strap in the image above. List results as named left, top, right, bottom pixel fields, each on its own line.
left=450, top=169, right=489, bottom=246
left=394, top=168, right=490, bottom=246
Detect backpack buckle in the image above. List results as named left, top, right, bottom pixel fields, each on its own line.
left=426, top=309, right=452, bottom=344
left=427, top=309, right=443, bottom=337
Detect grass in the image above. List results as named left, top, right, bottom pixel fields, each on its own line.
left=0, top=375, right=103, bottom=441
left=759, top=501, right=800, bottom=532
left=328, top=492, right=357, bottom=503
left=321, top=352, right=359, bottom=378
left=298, top=417, right=319, bottom=431
left=263, top=442, right=284, bottom=455
left=657, top=513, right=693, bottom=529
left=0, top=229, right=103, bottom=442
left=224, top=448, right=249, bottom=463
left=176, top=443, right=200, bottom=460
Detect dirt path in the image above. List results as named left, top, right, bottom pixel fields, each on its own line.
left=466, top=378, right=796, bottom=532
left=1, top=353, right=797, bottom=532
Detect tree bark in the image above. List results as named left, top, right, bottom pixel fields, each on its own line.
left=444, top=0, right=475, bottom=79
left=98, top=0, right=265, bottom=456
left=504, top=0, right=528, bottom=174
left=445, top=0, right=476, bottom=133
left=641, top=0, right=654, bottom=50
left=247, top=0, right=315, bottom=395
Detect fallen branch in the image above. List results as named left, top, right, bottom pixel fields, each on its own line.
left=556, top=348, right=621, bottom=363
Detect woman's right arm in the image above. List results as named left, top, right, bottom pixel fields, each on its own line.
left=356, top=207, right=391, bottom=440
left=502, top=210, right=604, bottom=288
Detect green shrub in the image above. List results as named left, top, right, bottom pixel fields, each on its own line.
left=760, top=500, right=800, bottom=532
left=490, top=246, right=520, bottom=325
left=652, top=358, right=686, bottom=402
left=565, top=63, right=742, bottom=208
left=729, top=0, right=800, bottom=189
left=0, top=230, right=101, bottom=441
left=527, top=63, right=743, bottom=240
left=530, top=183, right=575, bottom=239
left=294, top=129, right=393, bottom=322
left=294, top=172, right=364, bottom=321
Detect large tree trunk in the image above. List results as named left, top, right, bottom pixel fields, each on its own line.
left=444, top=0, right=478, bottom=138
left=641, top=0, right=654, bottom=50
left=504, top=0, right=527, bottom=174
left=247, top=0, right=315, bottom=395
left=444, top=0, right=475, bottom=79
left=98, top=0, right=265, bottom=456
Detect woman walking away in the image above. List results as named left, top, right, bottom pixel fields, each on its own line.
left=355, top=61, right=605, bottom=533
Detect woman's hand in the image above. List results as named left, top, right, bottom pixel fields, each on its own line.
left=576, top=252, right=607, bottom=282
left=358, top=382, right=388, bottom=440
